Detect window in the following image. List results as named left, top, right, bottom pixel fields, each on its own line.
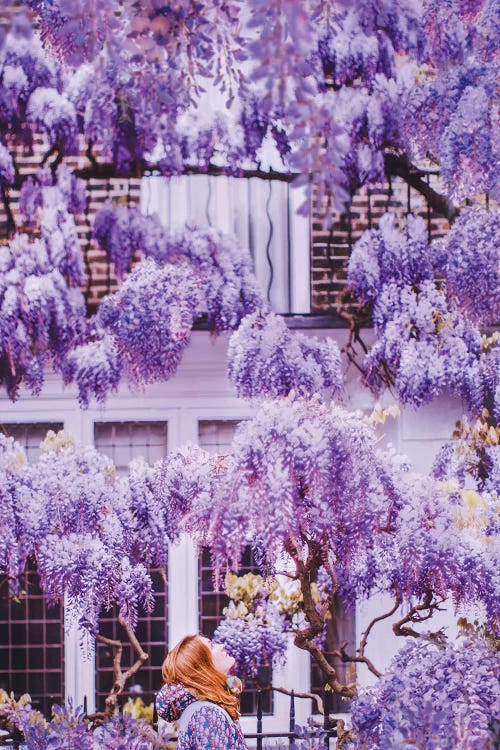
left=94, top=421, right=168, bottom=709
left=94, top=420, right=168, bottom=475
left=0, top=421, right=65, bottom=717
left=198, top=420, right=273, bottom=716
left=310, top=594, right=355, bottom=714
left=0, top=421, right=64, bottom=461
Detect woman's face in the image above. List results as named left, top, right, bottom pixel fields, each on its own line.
left=199, top=636, right=236, bottom=675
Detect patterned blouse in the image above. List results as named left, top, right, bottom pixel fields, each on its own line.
left=156, top=681, right=248, bottom=750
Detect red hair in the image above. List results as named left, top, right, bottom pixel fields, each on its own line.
left=162, top=635, right=239, bottom=720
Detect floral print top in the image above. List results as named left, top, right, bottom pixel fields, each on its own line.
left=156, top=681, right=248, bottom=750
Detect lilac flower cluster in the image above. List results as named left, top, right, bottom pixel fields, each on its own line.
left=434, top=207, right=500, bottom=325
left=6, top=694, right=171, bottom=750
left=96, top=258, right=200, bottom=388
left=0, top=430, right=188, bottom=632
left=0, top=232, right=86, bottom=399
left=183, top=396, right=499, bottom=631
left=63, top=335, right=121, bottom=408
left=26, top=87, right=79, bottom=155
left=93, top=202, right=167, bottom=280
left=186, top=397, right=400, bottom=595
left=348, top=212, right=497, bottom=415
left=0, top=12, right=57, bottom=148
left=408, top=0, right=498, bottom=201
left=385, top=474, right=499, bottom=627
left=227, top=311, right=343, bottom=400
left=0, top=435, right=27, bottom=590
left=0, top=142, right=15, bottom=185
left=213, top=599, right=287, bottom=681
left=154, top=443, right=219, bottom=544
left=351, top=636, right=500, bottom=750
left=163, top=224, right=264, bottom=332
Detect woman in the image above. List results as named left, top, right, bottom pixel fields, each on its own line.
left=156, top=634, right=248, bottom=749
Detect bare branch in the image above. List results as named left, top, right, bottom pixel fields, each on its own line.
left=287, top=537, right=357, bottom=698
left=81, top=617, right=148, bottom=723
left=332, top=641, right=381, bottom=679
left=384, top=152, right=459, bottom=223
left=392, top=590, right=446, bottom=638
left=358, top=596, right=401, bottom=656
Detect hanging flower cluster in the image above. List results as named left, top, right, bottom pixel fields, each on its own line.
left=92, top=207, right=264, bottom=334
left=26, top=87, right=79, bottom=155
left=348, top=212, right=499, bottom=415
left=0, top=12, right=58, bottom=150
left=351, top=636, right=500, bottom=750
left=0, top=162, right=87, bottom=399
left=213, top=598, right=287, bottom=681
left=0, top=232, right=86, bottom=399
left=0, top=429, right=186, bottom=632
left=433, top=206, right=500, bottom=326
left=160, top=223, right=264, bottom=332
left=408, top=0, right=499, bottom=202
left=92, top=202, right=168, bottom=280
left=227, top=310, right=343, bottom=400
left=2, top=692, right=173, bottom=750
left=96, top=258, right=200, bottom=387
left=0, top=142, right=15, bottom=186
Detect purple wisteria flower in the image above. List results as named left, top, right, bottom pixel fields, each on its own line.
left=0, top=429, right=188, bottom=632
left=183, top=396, right=499, bottom=630
left=434, top=206, right=500, bottom=325
left=162, top=224, right=264, bottom=332
left=351, top=636, right=500, bottom=750
left=0, top=232, right=86, bottom=399
left=27, top=87, right=79, bottom=155
left=348, top=212, right=498, bottom=416
left=228, top=310, right=343, bottom=400
left=213, top=599, right=287, bottom=681
left=0, top=142, right=15, bottom=185
left=97, top=258, right=200, bottom=387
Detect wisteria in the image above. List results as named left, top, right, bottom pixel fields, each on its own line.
left=347, top=212, right=499, bottom=415
left=434, top=206, right=500, bottom=325
left=181, top=395, right=499, bottom=697
left=0, top=232, right=86, bottom=399
left=213, top=599, right=287, bottom=681
left=92, top=206, right=263, bottom=334
left=92, top=202, right=167, bottom=280
left=1, top=692, right=173, bottom=750
left=0, top=142, right=15, bottom=185
left=0, top=2, right=498, bottom=745
left=96, top=258, right=199, bottom=388
left=0, top=162, right=88, bottom=398
left=0, top=429, right=186, bottom=632
left=351, top=636, right=500, bottom=750
left=162, top=224, right=264, bottom=332
left=228, top=310, right=343, bottom=400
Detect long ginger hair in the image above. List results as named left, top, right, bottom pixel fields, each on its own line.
left=162, top=635, right=239, bottom=720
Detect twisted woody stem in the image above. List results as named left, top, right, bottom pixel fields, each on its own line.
left=285, top=536, right=357, bottom=699
left=82, top=615, right=148, bottom=724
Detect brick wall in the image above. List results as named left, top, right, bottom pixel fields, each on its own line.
left=0, top=136, right=141, bottom=313
left=310, top=174, right=450, bottom=315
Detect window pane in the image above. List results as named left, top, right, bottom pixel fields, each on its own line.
left=198, top=420, right=272, bottom=716
left=0, top=422, right=64, bottom=461
left=0, top=563, right=64, bottom=715
left=94, top=421, right=169, bottom=710
left=94, top=421, right=167, bottom=475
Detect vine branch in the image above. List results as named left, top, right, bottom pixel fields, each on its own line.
left=82, top=616, right=148, bottom=724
